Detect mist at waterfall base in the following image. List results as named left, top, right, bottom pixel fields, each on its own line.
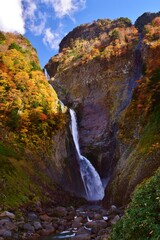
left=69, top=109, right=104, bottom=201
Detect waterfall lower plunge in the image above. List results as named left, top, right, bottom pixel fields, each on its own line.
left=69, top=109, right=104, bottom=201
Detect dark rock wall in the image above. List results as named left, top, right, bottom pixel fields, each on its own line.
left=46, top=118, right=86, bottom=198
left=45, top=13, right=160, bottom=206
left=48, top=49, right=137, bottom=183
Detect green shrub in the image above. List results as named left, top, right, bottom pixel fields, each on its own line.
left=111, top=30, right=120, bottom=40
left=8, top=42, right=24, bottom=53
left=0, top=32, right=6, bottom=44
left=111, top=168, right=160, bottom=240
left=119, top=17, right=132, bottom=26
left=6, top=108, right=19, bottom=130
left=30, top=61, right=41, bottom=71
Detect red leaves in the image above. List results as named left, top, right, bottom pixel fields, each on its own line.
left=39, top=113, right=48, bottom=121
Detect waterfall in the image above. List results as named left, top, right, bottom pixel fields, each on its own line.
left=69, top=109, right=104, bottom=201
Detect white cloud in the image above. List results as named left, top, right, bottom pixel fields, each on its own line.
left=43, top=27, right=62, bottom=49
left=42, top=0, right=86, bottom=19
left=23, top=0, right=47, bottom=35
left=0, top=0, right=25, bottom=34
left=0, top=0, right=86, bottom=50
left=23, top=0, right=37, bottom=19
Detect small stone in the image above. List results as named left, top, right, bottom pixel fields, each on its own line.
left=100, top=209, right=108, bottom=216
left=23, top=223, right=35, bottom=232
left=12, top=233, right=19, bottom=239
left=72, top=221, right=82, bottom=229
left=110, top=215, right=120, bottom=225
left=86, top=221, right=97, bottom=229
left=86, top=221, right=99, bottom=234
left=72, top=216, right=83, bottom=228
left=4, top=221, right=17, bottom=231
left=72, top=233, right=91, bottom=240
left=100, top=234, right=111, bottom=240
left=0, top=211, right=15, bottom=219
left=39, top=214, right=52, bottom=222
left=16, top=220, right=25, bottom=228
left=38, top=228, right=55, bottom=236
left=107, top=205, right=118, bottom=215
left=0, top=229, right=12, bottom=238
left=58, top=225, right=65, bottom=232
left=43, top=222, right=54, bottom=231
left=77, top=227, right=91, bottom=235
left=77, top=211, right=87, bottom=219
left=98, top=228, right=110, bottom=236
left=3, top=231, right=12, bottom=238
left=74, top=216, right=83, bottom=223
left=94, top=214, right=102, bottom=220
left=53, top=207, right=67, bottom=218
left=28, top=212, right=38, bottom=222
left=25, top=232, right=40, bottom=239
left=0, top=229, right=6, bottom=236
left=22, top=232, right=34, bottom=239
left=53, top=221, right=59, bottom=228
left=96, top=220, right=108, bottom=229
left=0, top=218, right=11, bottom=226
left=33, top=221, right=42, bottom=230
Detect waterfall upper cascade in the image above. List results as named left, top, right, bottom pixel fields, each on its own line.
left=69, top=109, right=104, bottom=201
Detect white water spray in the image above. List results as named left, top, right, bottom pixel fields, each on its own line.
left=69, top=109, right=104, bottom=201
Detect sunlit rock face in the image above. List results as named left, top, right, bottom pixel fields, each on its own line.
left=45, top=18, right=140, bottom=182
left=46, top=13, right=160, bottom=206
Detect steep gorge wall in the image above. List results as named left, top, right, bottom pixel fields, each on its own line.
left=46, top=18, right=140, bottom=183
left=48, top=53, right=139, bottom=180
left=46, top=14, right=160, bottom=206
left=104, top=37, right=160, bottom=207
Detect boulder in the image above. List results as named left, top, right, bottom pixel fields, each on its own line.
left=0, top=229, right=12, bottom=238
left=72, top=233, right=91, bottom=240
left=110, top=215, right=120, bottom=225
left=39, top=214, right=52, bottom=222
left=28, top=213, right=38, bottom=222
left=0, top=211, right=15, bottom=219
left=53, top=207, right=67, bottom=217
left=33, top=221, right=42, bottom=231
left=23, top=223, right=35, bottom=232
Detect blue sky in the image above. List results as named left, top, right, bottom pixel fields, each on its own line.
left=0, top=0, right=160, bottom=67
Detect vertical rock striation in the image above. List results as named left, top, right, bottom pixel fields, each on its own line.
left=46, top=14, right=160, bottom=206
left=45, top=18, right=139, bottom=183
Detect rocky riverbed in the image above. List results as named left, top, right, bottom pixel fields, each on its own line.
left=0, top=203, right=123, bottom=240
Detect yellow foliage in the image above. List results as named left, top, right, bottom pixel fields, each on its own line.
left=0, top=32, right=66, bottom=148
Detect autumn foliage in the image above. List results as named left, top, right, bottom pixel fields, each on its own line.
left=47, top=18, right=138, bottom=73
left=0, top=32, right=66, bottom=149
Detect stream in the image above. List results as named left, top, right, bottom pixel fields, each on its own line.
left=37, top=204, right=123, bottom=240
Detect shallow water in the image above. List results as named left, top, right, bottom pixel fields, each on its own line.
left=38, top=231, right=75, bottom=240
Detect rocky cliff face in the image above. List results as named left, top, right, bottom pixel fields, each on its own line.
left=46, top=122, right=87, bottom=198
left=104, top=17, right=160, bottom=206
left=45, top=18, right=140, bottom=182
left=45, top=14, right=160, bottom=206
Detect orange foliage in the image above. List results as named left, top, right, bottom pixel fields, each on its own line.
left=0, top=32, right=66, bottom=148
